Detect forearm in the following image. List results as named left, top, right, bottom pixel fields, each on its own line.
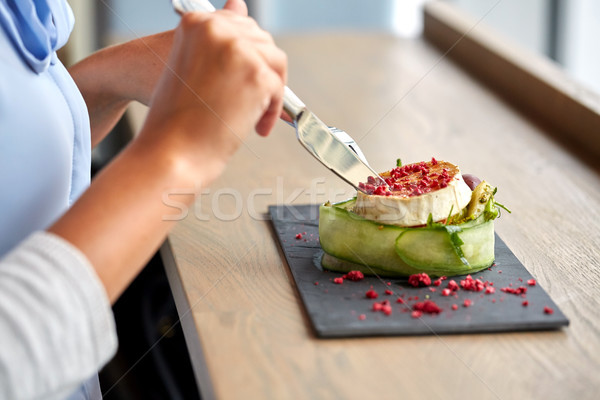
left=52, top=2, right=286, bottom=304
left=69, top=31, right=174, bottom=147
left=48, top=126, right=223, bottom=303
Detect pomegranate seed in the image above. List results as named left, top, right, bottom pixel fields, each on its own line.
left=413, top=300, right=442, bottom=314
left=544, top=306, right=554, bottom=314
left=463, top=299, right=473, bottom=307
left=333, top=277, right=344, bottom=284
left=408, top=273, right=431, bottom=287
left=411, top=310, right=423, bottom=318
left=522, top=300, right=529, bottom=307
left=441, top=288, right=451, bottom=296
left=451, top=304, right=458, bottom=310
left=365, top=289, right=378, bottom=299
left=358, top=314, right=366, bottom=320
left=345, top=270, right=365, bottom=281
left=527, top=279, right=537, bottom=286
left=433, top=277, right=445, bottom=287
left=295, top=233, right=303, bottom=240
left=385, top=289, right=393, bottom=295
left=501, top=286, right=528, bottom=295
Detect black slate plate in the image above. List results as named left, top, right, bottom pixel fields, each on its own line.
left=269, top=204, right=569, bottom=338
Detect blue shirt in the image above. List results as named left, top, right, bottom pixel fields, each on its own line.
left=0, top=0, right=91, bottom=256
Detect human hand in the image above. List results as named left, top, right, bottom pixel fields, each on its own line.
left=140, top=0, right=286, bottom=180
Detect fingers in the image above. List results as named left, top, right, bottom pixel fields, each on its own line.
left=223, top=0, right=248, bottom=16
left=179, top=10, right=286, bottom=137
left=252, top=45, right=287, bottom=136
left=255, top=80, right=284, bottom=137
left=152, top=5, right=287, bottom=150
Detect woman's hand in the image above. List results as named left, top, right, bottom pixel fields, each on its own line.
left=140, top=0, right=287, bottom=180
left=50, top=0, right=287, bottom=302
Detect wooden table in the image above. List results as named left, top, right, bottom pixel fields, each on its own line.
left=129, top=5, right=600, bottom=399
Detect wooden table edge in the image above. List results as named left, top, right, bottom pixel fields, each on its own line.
left=160, top=240, right=217, bottom=400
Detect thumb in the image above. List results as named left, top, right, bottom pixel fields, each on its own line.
left=223, top=0, right=248, bottom=16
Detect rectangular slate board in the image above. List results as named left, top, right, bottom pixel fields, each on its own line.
left=269, top=204, right=569, bottom=338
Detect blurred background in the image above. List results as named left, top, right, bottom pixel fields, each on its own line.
left=63, top=1, right=598, bottom=399
left=68, top=0, right=599, bottom=93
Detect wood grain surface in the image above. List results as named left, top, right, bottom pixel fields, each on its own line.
left=130, top=29, right=600, bottom=400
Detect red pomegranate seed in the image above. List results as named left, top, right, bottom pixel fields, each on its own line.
left=441, top=288, right=451, bottom=296
left=365, top=289, right=379, bottom=299
left=527, top=279, right=537, bottom=286
left=385, top=289, right=393, bottom=295
left=501, top=286, right=528, bottom=295
left=412, top=300, right=442, bottom=314
left=411, top=310, right=423, bottom=318
left=314, top=281, right=319, bottom=286
left=544, top=306, right=554, bottom=314
left=460, top=275, right=490, bottom=292
left=485, top=286, right=495, bottom=294
left=295, top=233, right=303, bottom=240
left=522, top=300, right=529, bottom=307
left=451, top=304, right=458, bottom=310
left=372, top=302, right=383, bottom=311
left=396, top=297, right=405, bottom=304
left=463, top=299, right=473, bottom=308
left=408, top=273, right=431, bottom=287
left=345, top=270, right=365, bottom=281
left=447, top=280, right=459, bottom=291
left=382, top=305, right=392, bottom=315
left=333, top=277, right=344, bottom=284
left=358, top=314, right=366, bottom=320
left=432, top=276, right=447, bottom=287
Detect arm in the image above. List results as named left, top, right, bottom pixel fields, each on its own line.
left=50, top=1, right=286, bottom=303
left=0, top=233, right=117, bottom=399
left=69, top=30, right=174, bottom=147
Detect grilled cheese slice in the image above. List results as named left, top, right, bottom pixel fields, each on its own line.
left=354, top=160, right=472, bottom=227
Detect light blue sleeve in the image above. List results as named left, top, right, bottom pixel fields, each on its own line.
left=0, top=0, right=91, bottom=256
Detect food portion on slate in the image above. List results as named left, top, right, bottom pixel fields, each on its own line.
left=270, top=204, right=568, bottom=337
left=319, top=158, right=510, bottom=277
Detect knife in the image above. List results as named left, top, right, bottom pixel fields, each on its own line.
left=170, top=0, right=387, bottom=192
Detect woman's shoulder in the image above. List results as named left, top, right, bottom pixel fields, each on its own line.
left=0, top=0, right=74, bottom=73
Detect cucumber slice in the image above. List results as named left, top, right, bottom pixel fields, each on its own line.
left=319, top=199, right=495, bottom=277
left=319, top=199, right=423, bottom=276
left=394, top=221, right=495, bottom=274
left=321, top=252, right=398, bottom=276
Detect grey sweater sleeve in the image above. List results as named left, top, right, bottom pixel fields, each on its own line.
left=0, top=232, right=118, bottom=400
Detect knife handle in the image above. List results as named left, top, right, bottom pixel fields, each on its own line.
left=172, top=0, right=215, bottom=13
left=282, top=87, right=306, bottom=124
